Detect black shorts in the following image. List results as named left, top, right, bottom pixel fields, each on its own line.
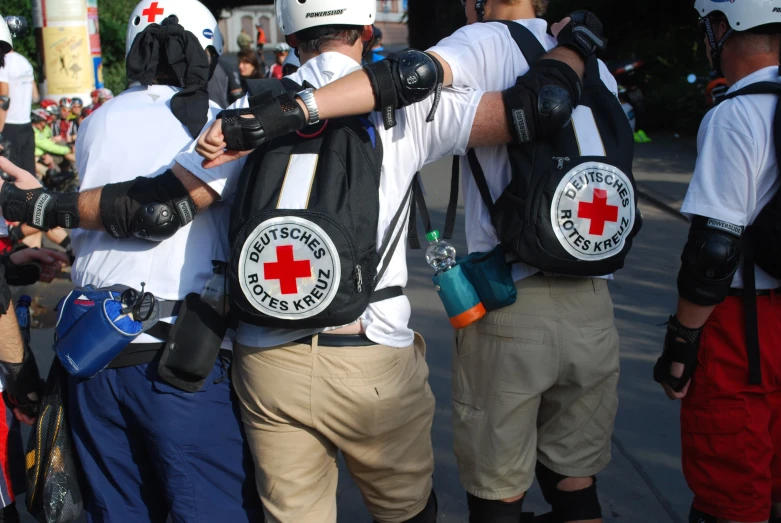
left=2, top=123, right=36, bottom=176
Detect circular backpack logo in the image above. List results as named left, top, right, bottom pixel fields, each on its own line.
left=238, top=217, right=341, bottom=319
left=550, top=161, right=635, bottom=261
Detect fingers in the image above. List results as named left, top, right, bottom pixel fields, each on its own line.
left=12, top=407, right=35, bottom=426
left=551, top=17, right=572, bottom=38
left=202, top=149, right=251, bottom=169
left=195, top=121, right=227, bottom=160
left=39, top=248, right=71, bottom=265
left=662, top=381, right=690, bottom=400
left=0, top=157, right=43, bottom=190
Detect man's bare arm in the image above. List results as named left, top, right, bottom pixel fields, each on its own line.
left=76, top=163, right=219, bottom=230
left=0, top=82, right=9, bottom=133
left=0, top=307, right=24, bottom=363
left=468, top=46, right=585, bottom=148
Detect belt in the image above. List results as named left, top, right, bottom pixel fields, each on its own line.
left=728, top=287, right=781, bottom=297
left=294, top=334, right=378, bottom=347
left=158, top=300, right=183, bottom=318
left=105, top=299, right=183, bottom=369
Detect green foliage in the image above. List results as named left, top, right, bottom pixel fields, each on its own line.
left=98, top=0, right=137, bottom=94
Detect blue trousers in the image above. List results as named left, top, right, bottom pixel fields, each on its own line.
left=67, top=356, right=263, bottom=523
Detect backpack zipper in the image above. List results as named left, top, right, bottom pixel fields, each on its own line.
left=553, top=157, right=570, bottom=170
left=355, top=265, right=363, bottom=293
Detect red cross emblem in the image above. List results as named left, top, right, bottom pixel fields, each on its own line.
left=141, top=2, right=165, bottom=22
left=577, top=188, right=619, bottom=235
left=264, top=245, right=312, bottom=295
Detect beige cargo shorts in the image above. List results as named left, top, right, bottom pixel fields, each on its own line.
left=452, top=275, right=620, bottom=501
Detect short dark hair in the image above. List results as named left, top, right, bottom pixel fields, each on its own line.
left=296, top=27, right=362, bottom=55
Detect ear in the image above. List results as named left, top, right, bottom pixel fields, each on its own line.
left=286, top=34, right=297, bottom=48
left=362, top=25, right=374, bottom=43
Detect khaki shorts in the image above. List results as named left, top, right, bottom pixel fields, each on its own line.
left=233, top=333, right=435, bottom=523
left=452, top=275, right=620, bottom=501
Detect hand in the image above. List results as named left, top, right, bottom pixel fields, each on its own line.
left=551, top=17, right=572, bottom=39
left=0, top=156, right=44, bottom=190
left=0, top=350, right=43, bottom=420
left=12, top=407, right=35, bottom=426
left=662, top=361, right=690, bottom=400
left=196, top=120, right=227, bottom=161
left=10, top=248, right=70, bottom=282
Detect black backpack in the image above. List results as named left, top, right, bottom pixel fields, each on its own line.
left=228, top=79, right=411, bottom=329
left=454, top=21, right=641, bottom=276
left=721, top=79, right=781, bottom=384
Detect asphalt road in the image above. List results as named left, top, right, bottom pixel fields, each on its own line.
left=17, top=153, right=694, bottom=522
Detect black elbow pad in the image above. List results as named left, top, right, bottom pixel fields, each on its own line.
left=677, top=216, right=743, bottom=305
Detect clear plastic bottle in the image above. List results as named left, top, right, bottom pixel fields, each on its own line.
left=15, top=295, right=32, bottom=346
left=425, top=230, right=457, bottom=275
left=201, top=261, right=227, bottom=316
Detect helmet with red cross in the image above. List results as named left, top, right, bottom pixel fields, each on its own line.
left=125, top=0, right=223, bottom=58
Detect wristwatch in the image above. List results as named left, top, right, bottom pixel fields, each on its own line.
left=296, top=88, right=320, bottom=126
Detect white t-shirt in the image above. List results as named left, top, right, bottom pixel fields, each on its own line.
left=0, top=52, right=35, bottom=125
left=176, top=52, right=481, bottom=348
left=429, top=18, right=619, bottom=281
left=681, top=66, right=781, bottom=290
left=72, top=85, right=232, bottom=343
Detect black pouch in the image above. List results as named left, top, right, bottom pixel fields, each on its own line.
left=157, top=293, right=227, bottom=393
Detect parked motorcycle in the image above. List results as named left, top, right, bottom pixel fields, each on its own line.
left=610, top=59, right=651, bottom=143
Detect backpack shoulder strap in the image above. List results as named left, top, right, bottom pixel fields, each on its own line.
left=722, top=81, right=781, bottom=101
left=490, top=21, right=546, bottom=65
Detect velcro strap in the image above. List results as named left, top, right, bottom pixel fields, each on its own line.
left=425, top=53, right=444, bottom=123
left=370, top=286, right=403, bottom=303
left=248, top=92, right=305, bottom=140
left=364, top=61, right=399, bottom=129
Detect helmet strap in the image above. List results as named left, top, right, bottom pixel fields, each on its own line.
left=476, top=0, right=486, bottom=23
left=703, top=17, right=733, bottom=77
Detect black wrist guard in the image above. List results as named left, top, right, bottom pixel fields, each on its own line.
left=221, top=90, right=307, bottom=151
left=0, top=347, right=43, bottom=418
left=653, top=315, right=703, bottom=392
left=99, top=170, right=197, bottom=242
left=0, top=262, right=10, bottom=315
left=364, top=49, right=444, bottom=129
left=0, top=183, right=80, bottom=231
left=4, top=251, right=41, bottom=286
left=502, top=59, right=581, bottom=144
left=7, top=224, right=24, bottom=243
left=556, top=11, right=607, bottom=60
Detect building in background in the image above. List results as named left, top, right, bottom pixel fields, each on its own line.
left=220, top=1, right=408, bottom=55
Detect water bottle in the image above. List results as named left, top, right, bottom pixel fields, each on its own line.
left=15, top=295, right=32, bottom=346
left=425, top=230, right=457, bottom=274
left=426, top=231, right=486, bottom=329
left=201, top=261, right=227, bottom=316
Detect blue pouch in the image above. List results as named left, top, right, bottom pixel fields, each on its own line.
left=432, top=264, right=486, bottom=329
left=459, top=246, right=517, bottom=311
left=54, top=286, right=159, bottom=379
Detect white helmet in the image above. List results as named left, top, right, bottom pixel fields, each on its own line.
left=126, top=0, right=223, bottom=57
left=0, top=16, right=12, bottom=54
left=276, top=0, right=375, bottom=36
left=694, top=0, right=781, bottom=32
left=272, top=42, right=290, bottom=53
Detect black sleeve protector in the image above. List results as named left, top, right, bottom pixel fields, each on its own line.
left=0, top=184, right=80, bottom=230
left=0, top=96, right=9, bottom=111
left=99, top=170, right=197, bottom=242
left=678, top=215, right=743, bottom=306
left=363, top=49, right=444, bottom=129
left=0, top=261, right=10, bottom=315
left=501, top=59, right=582, bottom=144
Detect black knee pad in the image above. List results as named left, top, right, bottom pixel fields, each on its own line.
left=535, top=462, right=601, bottom=522
left=399, top=490, right=437, bottom=523
left=467, top=492, right=525, bottom=523
left=689, top=506, right=717, bottom=523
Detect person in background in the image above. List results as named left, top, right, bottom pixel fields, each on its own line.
left=237, top=48, right=263, bottom=88
left=53, top=98, right=77, bottom=144
left=367, top=25, right=385, bottom=64
left=237, top=28, right=252, bottom=52
left=0, top=15, right=38, bottom=178
left=266, top=42, right=290, bottom=80
left=281, top=50, right=299, bottom=77
left=256, top=21, right=266, bottom=53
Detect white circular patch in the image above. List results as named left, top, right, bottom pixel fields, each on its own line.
left=237, top=217, right=341, bottom=320
left=550, top=162, right=635, bottom=261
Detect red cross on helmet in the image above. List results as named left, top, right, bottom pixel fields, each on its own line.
left=126, top=0, right=223, bottom=58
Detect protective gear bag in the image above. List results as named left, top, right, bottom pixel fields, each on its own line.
left=449, top=21, right=641, bottom=277
left=721, top=79, right=781, bottom=384
left=229, top=79, right=408, bottom=329
left=54, top=286, right=160, bottom=379
left=25, top=358, right=84, bottom=523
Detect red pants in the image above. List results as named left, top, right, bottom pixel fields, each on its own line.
left=682, top=295, right=781, bottom=522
